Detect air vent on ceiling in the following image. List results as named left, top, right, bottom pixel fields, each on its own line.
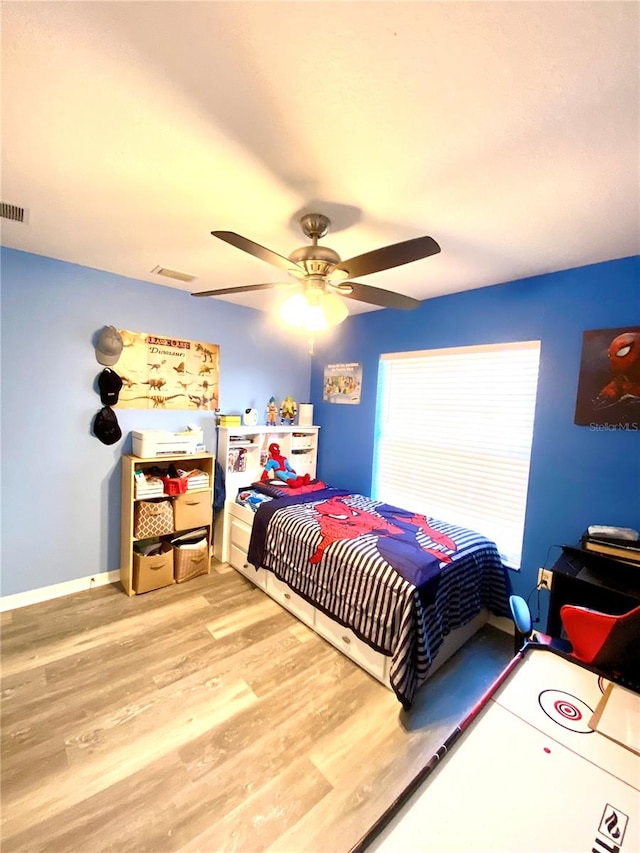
left=151, top=265, right=196, bottom=283
left=1, top=202, right=29, bottom=224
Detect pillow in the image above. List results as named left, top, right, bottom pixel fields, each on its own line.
left=236, top=489, right=273, bottom=512
left=292, top=479, right=328, bottom=494
left=251, top=480, right=291, bottom=498
left=252, top=479, right=328, bottom=498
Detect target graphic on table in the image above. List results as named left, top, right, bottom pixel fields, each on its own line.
left=538, top=689, right=595, bottom=733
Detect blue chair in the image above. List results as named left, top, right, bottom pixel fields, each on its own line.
left=508, top=595, right=571, bottom=655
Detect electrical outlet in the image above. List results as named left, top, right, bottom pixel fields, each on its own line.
left=537, top=568, right=553, bottom=590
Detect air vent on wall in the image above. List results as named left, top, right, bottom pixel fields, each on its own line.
left=151, top=265, right=196, bottom=283
left=1, top=202, right=29, bottom=224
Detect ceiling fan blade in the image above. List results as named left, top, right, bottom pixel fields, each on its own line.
left=192, top=282, right=284, bottom=298
left=334, top=235, right=440, bottom=280
left=339, top=281, right=422, bottom=310
left=212, top=231, right=304, bottom=274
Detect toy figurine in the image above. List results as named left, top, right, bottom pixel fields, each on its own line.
left=280, top=395, right=297, bottom=425
left=261, top=442, right=310, bottom=488
left=266, top=396, right=278, bottom=426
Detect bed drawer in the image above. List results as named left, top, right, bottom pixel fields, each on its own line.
left=228, top=501, right=256, bottom=526
left=231, top=546, right=268, bottom=589
left=314, top=611, right=389, bottom=682
left=229, top=516, right=252, bottom=553
left=266, top=575, right=315, bottom=627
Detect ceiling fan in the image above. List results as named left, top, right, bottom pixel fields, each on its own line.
left=191, top=213, right=441, bottom=311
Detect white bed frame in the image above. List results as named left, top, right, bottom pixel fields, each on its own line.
left=223, top=499, right=490, bottom=691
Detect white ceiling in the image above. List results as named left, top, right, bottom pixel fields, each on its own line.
left=2, top=1, right=639, bottom=316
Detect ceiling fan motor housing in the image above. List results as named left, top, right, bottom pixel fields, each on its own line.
left=288, top=244, right=341, bottom=277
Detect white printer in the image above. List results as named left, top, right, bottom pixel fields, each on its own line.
left=132, top=429, right=199, bottom=457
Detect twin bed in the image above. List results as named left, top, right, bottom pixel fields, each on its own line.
left=229, top=479, right=511, bottom=708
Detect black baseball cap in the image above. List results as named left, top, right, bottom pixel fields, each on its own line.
left=93, top=406, right=122, bottom=445
left=98, top=368, right=123, bottom=405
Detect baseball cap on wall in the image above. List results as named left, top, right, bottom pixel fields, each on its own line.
left=98, top=368, right=123, bottom=405
left=93, top=406, right=122, bottom=445
left=96, top=325, right=123, bottom=366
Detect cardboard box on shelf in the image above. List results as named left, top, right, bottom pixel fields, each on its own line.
left=133, top=543, right=174, bottom=593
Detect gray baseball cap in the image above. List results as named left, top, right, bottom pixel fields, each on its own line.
left=96, top=326, right=123, bottom=366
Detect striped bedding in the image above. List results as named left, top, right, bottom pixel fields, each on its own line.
left=247, top=488, right=511, bottom=708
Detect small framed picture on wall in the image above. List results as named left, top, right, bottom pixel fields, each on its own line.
left=323, top=362, right=362, bottom=405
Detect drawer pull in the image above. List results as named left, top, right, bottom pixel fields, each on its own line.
left=342, top=635, right=351, bottom=645
left=284, top=592, right=291, bottom=600
left=243, top=563, right=249, bottom=569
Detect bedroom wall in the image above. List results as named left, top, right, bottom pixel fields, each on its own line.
left=3, top=249, right=637, bottom=612
left=0, top=248, right=313, bottom=598
left=309, top=255, right=640, bottom=611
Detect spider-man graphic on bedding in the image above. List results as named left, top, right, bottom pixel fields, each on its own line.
left=309, top=497, right=458, bottom=597
left=308, top=496, right=405, bottom=563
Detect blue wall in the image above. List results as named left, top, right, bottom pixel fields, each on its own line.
left=2, top=248, right=638, bottom=608
left=0, top=248, right=312, bottom=597
left=309, top=256, right=640, bottom=605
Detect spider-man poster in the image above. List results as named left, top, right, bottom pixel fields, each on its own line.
left=574, top=327, right=640, bottom=428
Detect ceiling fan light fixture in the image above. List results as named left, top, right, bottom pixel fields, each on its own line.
left=320, top=291, right=349, bottom=326
left=279, top=292, right=308, bottom=328
left=278, top=288, right=348, bottom=333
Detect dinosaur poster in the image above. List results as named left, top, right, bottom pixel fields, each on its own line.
left=113, top=329, right=219, bottom=410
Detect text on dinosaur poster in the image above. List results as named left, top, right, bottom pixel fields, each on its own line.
left=114, top=330, right=219, bottom=410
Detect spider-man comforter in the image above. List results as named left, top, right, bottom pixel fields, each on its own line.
left=247, top=488, right=510, bottom=708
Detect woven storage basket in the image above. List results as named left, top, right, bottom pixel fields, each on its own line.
left=134, top=499, right=174, bottom=539
left=173, top=541, right=209, bottom=583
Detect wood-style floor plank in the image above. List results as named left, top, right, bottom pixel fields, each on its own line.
left=1, top=563, right=512, bottom=852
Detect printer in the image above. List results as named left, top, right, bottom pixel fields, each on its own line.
left=132, top=429, right=200, bottom=457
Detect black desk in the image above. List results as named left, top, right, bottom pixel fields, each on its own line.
left=547, top=545, right=640, bottom=636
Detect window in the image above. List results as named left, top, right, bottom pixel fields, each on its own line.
left=373, top=341, right=541, bottom=568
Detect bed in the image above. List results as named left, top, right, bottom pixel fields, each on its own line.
left=231, top=483, right=511, bottom=709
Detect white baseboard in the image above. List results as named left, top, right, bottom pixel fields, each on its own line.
left=0, top=570, right=120, bottom=613
left=488, top=613, right=515, bottom=635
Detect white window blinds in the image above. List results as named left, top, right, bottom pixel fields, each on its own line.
left=373, top=341, right=541, bottom=568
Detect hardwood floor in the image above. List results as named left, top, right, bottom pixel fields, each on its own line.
left=1, top=562, right=512, bottom=853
